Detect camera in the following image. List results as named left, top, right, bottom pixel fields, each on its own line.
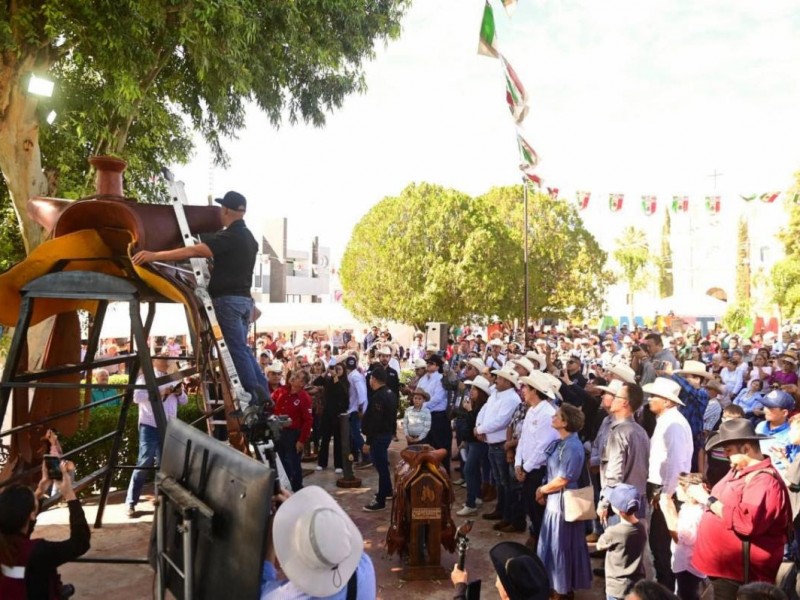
left=240, top=385, right=291, bottom=447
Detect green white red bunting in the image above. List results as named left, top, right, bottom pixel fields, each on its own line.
left=517, top=133, right=538, bottom=169
left=609, top=194, right=624, bottom=212
left=740, top=194, right=757, bottom=202
left=760, top=192, right=780, bottom=203
left=478, top=2, right=499, bottom=58
left=547, top=187, right=559, bottom=200
left=642, top=195, right=657, bottom=216
left=502, top=57, right=529, bottom=124
left=576, top=191, right=591, bottom=210
left=671, top=195, right=689, bottom=213
left=502, top=0, right=517, bottom=17
left=705, top=195, right=721, bottom=214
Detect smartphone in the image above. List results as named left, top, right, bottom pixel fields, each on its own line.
left=44, top=454, right=62, bottom=481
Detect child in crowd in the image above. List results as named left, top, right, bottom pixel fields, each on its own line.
left=659, top=473, right=707, bottom=600
left=402, top=388, right=431, bottom=445
left=595, top=483, right=647, bottom=600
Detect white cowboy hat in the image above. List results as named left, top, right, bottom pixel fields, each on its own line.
left=492, top=368, right=519, bottom=387
left=272, top=486, right=363, bottom=597
left=519, top=371, right=556, bottom=400
left=465, top=375, right=492, bottom=396
left=606, top=363, right=637, bottom=385
left=642, top=377, right=684, bottom=406
left=467, top=357, right=487, bottom=372
left=540, top=372, right=563, bottom=401
left=525, top=352, right=546, bottom=371
left=266, top=361, right=284, bottom=374
left=377, top=346, right=392, bottom=355
left=413, top=358, right=427, bottom=369
left=596, top=379, right=624, bottom=395
left=512, top=357, right=535, bottom=375
left=675, top=360, right=712, bottom=379
left=489, top=338, right=505, bottom=347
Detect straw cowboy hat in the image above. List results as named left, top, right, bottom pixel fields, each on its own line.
left=410, top=387, right=430, bottom=402
left=526, top=352, right=546, bottom=370
left=465, top=375, right=492, bottom=396
left=413, top=358, right=427, bottom=369
left=675, top=360, right=712, bottom=379
left=512, top=357, right=535, bottom=375
left=606, top=363, right=637, bottom=385
left=519, top=372, right=556, bottom=401
left=780, top=351, right=799, bottom=365
left=642, top=377, right=684, bottom=406
left=272, top=486, right=363, bottom=597
left=596, top=379, right=624, bottom=396
left=705, top=418, right=772, bottom=453
left=467, top=357, right=487, bottom=372
left=540, top=372, right=563, bottom=401
left=492, top=368, right=520, bottom=387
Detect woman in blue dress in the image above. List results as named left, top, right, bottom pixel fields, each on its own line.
left=535, top=403, right=592, bottom=598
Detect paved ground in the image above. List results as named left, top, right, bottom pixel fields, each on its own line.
left=35, top=435, right=609, bottom=599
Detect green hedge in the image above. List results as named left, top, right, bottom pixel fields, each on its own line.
left=62, top=396, right=206, bottom=492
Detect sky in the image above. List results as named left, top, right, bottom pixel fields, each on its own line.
left=171, top=0, right=800, bottom=266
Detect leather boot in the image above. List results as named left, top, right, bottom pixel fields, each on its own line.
left=482, top=507, right=503, bottom=520
left=482, top=484, right=497, bottom=503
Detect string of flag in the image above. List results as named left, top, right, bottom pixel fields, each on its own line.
left=561, top=191, right=800, bottom=215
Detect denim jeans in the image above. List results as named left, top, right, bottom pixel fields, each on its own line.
left=126, top=424, right=161, bottom=507
left=464, top=441, right=486, bottom=508
left=522, top=466, right=547, bottom=537
left=212, top=296, right=267, bottom=399
left=276, top=428, right=303, bottom=491
left=370, top=433, right=393, bottom=501
left=349, top=412, right=366, bottom=462
left=488, top=443, right=511, bottom=521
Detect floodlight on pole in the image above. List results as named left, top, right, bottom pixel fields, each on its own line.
left=46, top=110, right=57, bottom=124
left=27, top=74, right=54, bottom=97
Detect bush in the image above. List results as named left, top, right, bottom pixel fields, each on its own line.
left=62, top=395, right=206, bottom=492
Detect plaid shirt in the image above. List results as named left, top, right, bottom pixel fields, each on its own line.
left=509, top=399, right=528, bottom=440
left=671, top=374, right=709, bottom=449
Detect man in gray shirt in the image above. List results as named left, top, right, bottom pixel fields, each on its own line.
left=598, top=382, right=650, bottom=525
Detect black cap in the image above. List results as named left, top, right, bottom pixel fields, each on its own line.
left=370, top=365, right=388, bottom=383
left=214, top=191, right=247, bottom=211
left=344, top=356, right=358, bottom=370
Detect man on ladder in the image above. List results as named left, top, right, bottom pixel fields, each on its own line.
left=132, top=190, right=267, bottom=400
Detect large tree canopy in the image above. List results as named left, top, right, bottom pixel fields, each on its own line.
left=771, top=171, right=800, bottom=317
left=0, top=0, right=409, bottom=252
left=340, top=183, right=611, bottom=327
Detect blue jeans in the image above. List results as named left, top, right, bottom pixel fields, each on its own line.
left=126, top=424, right=161, bottom=507
left=212, top=296, right=267, bottom=398
left=464, top=441, right=486, bottom=508
left=488, top=443, right=511, bottom=521
left=349, top=412, right=366, bottom=462
left=276, top=428, right=303, bottom=491
left=370, top=433, right=393, bottom=501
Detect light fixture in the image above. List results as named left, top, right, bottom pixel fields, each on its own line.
left=27, top=74, right=54, bottom=97
left=46, top=110, right=57, bottom=124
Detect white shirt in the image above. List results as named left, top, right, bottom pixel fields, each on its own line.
left=418, top=371, right=448, bottom=413
left=475, top=387, right=520, bottom=444
left=134, top=370, right=188, bottom=427
left=347, top=369, right=368, bottom=413
left=515, top=400, right=558, bottom=471
left=720, top=367, right=744, bottom=402
left=648, top=406, right=692, bottom=495
left=670, top=502, right=705, bottom=578
left=486, top=354, right=505, bottom=371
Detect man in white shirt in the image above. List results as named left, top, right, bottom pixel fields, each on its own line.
left=720, top=355, right=745, bottom=406
left=418, top=354, right=452, bottom=473
left=515, top=372, right=558, bottom=549
left=477, top=368, right=521, bottom=530
left=642, top=377, right=693, bottom=592
left=126, top=356, right=188, bottom=517
left=345, top=355, right=369, bottom=467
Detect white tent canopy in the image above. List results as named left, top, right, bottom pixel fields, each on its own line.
left=100, top=302, right=190, bottom=338
left=254, top=302, right=363, bottom=332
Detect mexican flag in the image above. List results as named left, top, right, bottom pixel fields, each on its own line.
left=502, top=0, right=517, bottom=16
left=478, top=2, right=499, bottom=58
left=547, top=187, right=559, bottom=200
left=705, top=195, right=721, bottom=214
left=789, top=192, right=800, bottom=204
left=502, top=57, right=529, bottom=124
left=671, top=195, right=689, bottom=213
left=576, top=191, right=591, bottom=211
left=642, top=195, right=657, bottom=216
left=520, top=167, right=541, bottom=187
left=760, top=192, right=780, bottom=203
left=517, top=133, right=539, bottom=169
left=609, top=193, right=624, bottom=212
left=740, top=194, right=757, bottom=202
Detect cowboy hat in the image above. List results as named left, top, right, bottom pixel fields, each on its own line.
left=780, top=351, right=799, bottom=365
left=512, top=357, right=535, bottom=375
left=492, top=368, right=519, bottom=387
left=606, top=363, right=637, bottom=385
left=410, top=387, right=430, bottom=402
left=489, top=542, right=550, bottom=600
left=273, top=486, right=363, bottom=597
left=526, top=352, right=546, bottom=371
left=675, top=360, right=712, bottom=379
left=705, top=418, right=772, bottom=452
left=412, top=358, right=427, bottom=369
left=489, top=338, right=505, bottom=347
left=465, top=375, right=492, bottom=396
left=266, top=361, right=284, bottom=374
left=540, top=372, right=563, bottom=401
left=519, top=372, right=556, bottom=400
left=377, top=345, right=392, bottom=355
left=467, top=357, right=487, bottom=372
left=596, top=379, right=624, bottom=396
left=705, top=379, right=725, bottom=394
left=642, top=377, right=684, bottom=406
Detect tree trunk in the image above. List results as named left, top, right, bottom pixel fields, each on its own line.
left=0, top=67, right=49, bottom=254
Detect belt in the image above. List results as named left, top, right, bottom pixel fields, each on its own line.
left=489, top=441, right=505, bottom=447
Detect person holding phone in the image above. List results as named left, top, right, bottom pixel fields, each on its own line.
left=0, top=456, right=90, bottom=598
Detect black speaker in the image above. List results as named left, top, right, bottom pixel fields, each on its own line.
left=425, top=322, right=449, bottom=352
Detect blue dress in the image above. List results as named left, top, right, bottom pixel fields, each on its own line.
left=537, top=433, right=592, bottom=594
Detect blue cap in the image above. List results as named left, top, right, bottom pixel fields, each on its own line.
left=762, top=390, right=795, bottom=410
left=608, top=483, right=640, bottom=514
left=214, top=190, right=247, bottom=211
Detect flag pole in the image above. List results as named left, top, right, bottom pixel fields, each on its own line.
left=523, top=178, right=529, bottom=347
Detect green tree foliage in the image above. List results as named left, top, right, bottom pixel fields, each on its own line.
left=613, top=226, right=651, bottom=317
left=339, top=183, right=611, bottom=327
left=735, top=216, right=751, bottom=307
left=658, top=209, right=673, bottom=298
left=0, top=0, right=410, bottom=252
left=772, top=172, right=800, bottom=317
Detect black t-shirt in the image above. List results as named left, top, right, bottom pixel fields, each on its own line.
left=200, top=219, right=258, bottom=298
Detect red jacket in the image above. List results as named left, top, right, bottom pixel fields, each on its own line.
left=271, top=385, right=313, bottom=444
left=692, top=457, right=791, bottom=583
